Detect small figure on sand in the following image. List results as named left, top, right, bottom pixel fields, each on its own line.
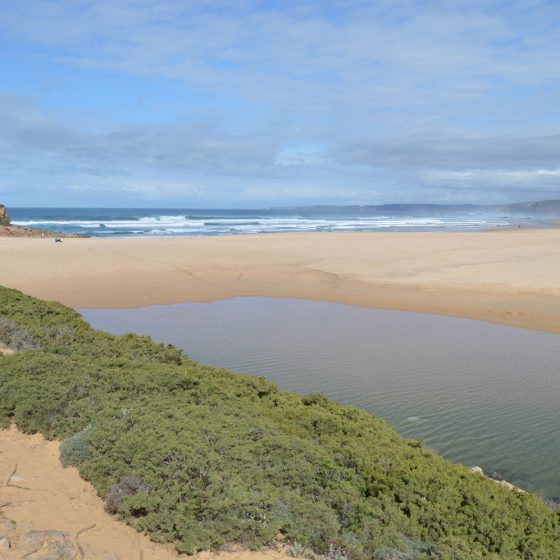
left=54, top=238, right=63, bottom=243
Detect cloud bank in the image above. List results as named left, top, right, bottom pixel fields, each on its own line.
left=0, top=0, right=559, bottom=205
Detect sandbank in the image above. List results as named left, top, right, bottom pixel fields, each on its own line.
left=1, top=230, right=559, bottom=333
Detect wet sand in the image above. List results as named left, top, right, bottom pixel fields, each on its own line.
left=1, top=229, right=560, bottom=332
left=0, top=427, right=293, bottom=559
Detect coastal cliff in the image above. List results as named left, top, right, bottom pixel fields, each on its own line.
left=0, top=204, right=82, bottom=238
left=0, top=204, right=10, bottom=226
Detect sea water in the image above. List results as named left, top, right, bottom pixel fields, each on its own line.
left=8, top=206, right=540, bottom=237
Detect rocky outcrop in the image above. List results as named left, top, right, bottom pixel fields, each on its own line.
left=469, top=466, right=526, bottom=493
left=0, top=205, right=10, bottom=226
left=0, top=205, right=83, bottom=238
left=0, top=224, right=83, bottom=238
left=21, top=530, right=78, bottom=559
left=0, top=521, right=79, bottom=559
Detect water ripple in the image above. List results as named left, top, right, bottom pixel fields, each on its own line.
left=80, top=297, right=560, bottom=500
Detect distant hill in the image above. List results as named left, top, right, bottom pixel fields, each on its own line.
left=273, top=200, right=560, bottom=216
left=503, top=200, right=560, bottom=215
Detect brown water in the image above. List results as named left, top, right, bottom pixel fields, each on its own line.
left=79, top=298, right=560, bottom=501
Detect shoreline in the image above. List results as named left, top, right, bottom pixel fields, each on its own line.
left=0, top=224, right=84, bottom=238
left=1, top=229, right=559, bottom=333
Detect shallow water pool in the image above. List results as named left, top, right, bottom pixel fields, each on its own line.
left=80, top=297, right=560, bottom=501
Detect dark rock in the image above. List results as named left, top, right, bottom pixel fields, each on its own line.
left=21, top=530, right=78, bottom=559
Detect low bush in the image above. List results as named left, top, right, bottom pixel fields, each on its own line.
left=0, top=317, right=39, bottom=350
left=1, top=286, right=559, bottom=559
left=59, top=425, right=93, bottom=467
left=373, top=549, right=412, bottom=560
left=105, top=475, right=146, bottom=514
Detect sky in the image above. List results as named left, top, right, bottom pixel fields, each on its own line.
left=1, top=0, right=559, bottom=208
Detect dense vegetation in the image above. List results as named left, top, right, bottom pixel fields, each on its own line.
left=0, top=286, right=559, bottom=560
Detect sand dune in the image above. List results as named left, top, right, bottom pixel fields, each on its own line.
left=0, top=427, right=292, bottom=560
left=1, top=229, right=560, bottom=332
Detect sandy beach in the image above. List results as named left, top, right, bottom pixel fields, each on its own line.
left=1, top=229, right=560, bottom=332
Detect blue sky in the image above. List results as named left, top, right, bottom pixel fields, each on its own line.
left=1, top=0, right=559, bottom=207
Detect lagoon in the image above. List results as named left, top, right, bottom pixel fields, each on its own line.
left=80, top=297, right=560, bottom=501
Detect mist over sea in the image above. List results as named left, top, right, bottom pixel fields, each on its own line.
left=8, top=206, right=549, bottom=237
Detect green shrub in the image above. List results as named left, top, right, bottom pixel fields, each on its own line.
left=0, top=317, right=39, bottom=350
left=373, top=549, right=413, bottom=560
left=321, top=544, right=350, bottom=560
left=105, top=475, right=146, bottom=514
left=59, top=425, right=93, bottom=467
left=1, top=286, right=559, bottom=559
left=289, top=541, right=305, bottom=557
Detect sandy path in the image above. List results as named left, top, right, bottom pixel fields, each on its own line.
left=1, top=229, right=560, bottom=332
left=0, top=427, right=292, bottom=560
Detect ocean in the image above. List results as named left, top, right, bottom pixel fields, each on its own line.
left=8, top=206, right=544, bottom=237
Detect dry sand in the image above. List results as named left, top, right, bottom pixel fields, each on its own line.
left=0, top=344, right=15, bottom=356
left=1, top=229, right=560, bottom=332
left=0, top=427, right=293, bottom=560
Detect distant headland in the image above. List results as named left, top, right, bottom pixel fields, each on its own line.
left=272, top=199, right=560, bottom=216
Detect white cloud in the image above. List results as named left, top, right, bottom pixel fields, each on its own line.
left=424, top=168, right=560, bottom=185
left=1, top=1, right=560, bottom=204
